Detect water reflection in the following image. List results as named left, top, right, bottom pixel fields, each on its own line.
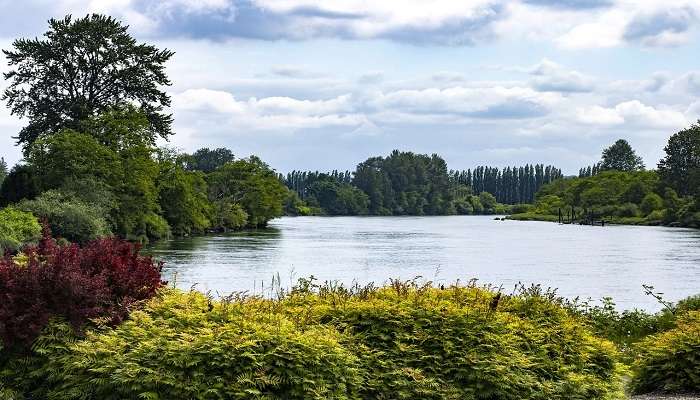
left=146, top=217, right=700, bottom=311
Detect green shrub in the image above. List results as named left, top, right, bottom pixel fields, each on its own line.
left=292, top=284, right=624, bottom=399
left=640, top=193, right=663, bottom=215
left=14, top=290, right=362, bottom=400
left=615, top=203, right=640, bottom=218
left=646, top=209, right=666, bottom=222
left=630, top=311, right=700, bottom=394
left=2, top=283, right=625, bottom=400
left=18, top=191, right=110, bottom=243
left=0, top=207, right=41, bottom=255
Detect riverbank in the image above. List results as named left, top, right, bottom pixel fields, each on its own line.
left=506, top=212, right=696, bottom=228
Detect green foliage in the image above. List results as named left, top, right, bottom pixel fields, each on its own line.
left=640, top=192, right=664, bottom=215
left=353, top=151, right=453, bottom=215
left=600, top=139, right=645, bottom=172
left=157, top=159, right=211, bottom=236
left=0, top=207, right=41, bottom=254
left=2, top=282, right=626, bottom=400
left=28, top=129, right=122, bottom=190
left=307, top=179, right=369, bottom=215
left=207, top=157, right=287, bottom=228
left=658, top=121, right=700, bottom=197
left=2, top=14, right=173, bottom=153
left=630, top=311, right=700, bottom=394
left=0, top=164, right=40, bottom=206
left=283, top=190, right=316, bottom=216
left=478, top=191, right=498, bottom=212
left=185, top=147, right=235, bottom=173
left=80, top=104, right=161, bottom=152
left=509, top=171, right=692, bottom=225
left=18, top=190, right=111, bottom=243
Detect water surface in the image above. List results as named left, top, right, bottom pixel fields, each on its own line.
left=148, top=216, right=700, bottom=311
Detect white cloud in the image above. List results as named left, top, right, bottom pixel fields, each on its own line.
left=171, top=89, right=363, bottom=132
left=528, top=59, right=595, bottom=92
left=368, top=86, right=562, bottom=119
left=576, top=100, right=688, bottom=128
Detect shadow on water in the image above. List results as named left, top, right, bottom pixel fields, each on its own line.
left=144, top=227, right=282, bottom=262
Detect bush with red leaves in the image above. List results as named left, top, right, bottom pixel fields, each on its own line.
left=0, top=226, right=163, bottom=350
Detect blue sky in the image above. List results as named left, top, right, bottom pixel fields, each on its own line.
left=1, top=0, right=700, bottom=174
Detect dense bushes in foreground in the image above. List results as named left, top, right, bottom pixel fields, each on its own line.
left=630, top=311, right=700, bottom=394
left=0, top=280, right=626, bottom=400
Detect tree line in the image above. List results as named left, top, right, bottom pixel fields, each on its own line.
left=450, top=164, right=563, bottom=204
left=512, top=135, right=700, bottom=228
left=282, top=150, right=561, bottom=216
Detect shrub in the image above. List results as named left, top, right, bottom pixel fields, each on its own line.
left=675, top=295, right=700, bottom=314
left=301, top=285, right=623, bottom=399
left=0, top=207, right=41, bottom=255
left=615, top=202, right=640, bottom=218
left=24, top=290, right=362, bottom=400
left=18, top=190, right=111, bottom=243
left=646, top=209, right=666, bottom=222
left=0, top=228, right=163, bottom=351
left=640, top=193, right=663, bottom=215
left=511, top=203, right=534, bottom=214
left=630, top=311, right=700, bottom=394
left=10, top=281, right=626, bottom=400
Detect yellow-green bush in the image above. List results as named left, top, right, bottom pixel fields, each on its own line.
left=630, top=311, right=700, bottom=394
left=0, top=207, right=41, bottom=255
left=1, top=282, right=626, bottom=400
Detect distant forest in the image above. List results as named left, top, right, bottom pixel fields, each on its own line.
left=282, top=150, right=562, bottom=216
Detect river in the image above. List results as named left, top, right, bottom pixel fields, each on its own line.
left=147, top=216, right=700, bottom=311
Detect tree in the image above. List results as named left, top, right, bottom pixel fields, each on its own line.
left=2, top=14, right=174, bottom=153
left=0, top=165, right=40, bottom=206
left=0, top=157, right=7, bottom=186
left=157, top=162, right=211, bottom=236
left=186, top=148, right=235, bottom=173
left=207, top=157, right=287, bottom=228
left=658, top=122, right=700, bottom=197
left=478, top=192, right=498, bottom=212
left=600, top=139, right=645, bottom=172
left=27, top=130, right=122, bottom=191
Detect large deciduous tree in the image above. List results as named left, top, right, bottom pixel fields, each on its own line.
left=207, top=157, right=287, bottom=228
left=600, top=139, right=645, bottom=172
left=2, top=14, right=174, bottom=153
left=658, top=122, right=700, bottom=197
left=185, top=148, right=235, bottom=173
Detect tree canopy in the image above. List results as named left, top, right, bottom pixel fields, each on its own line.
left=185, top=148, right=235, bottom=173
left=600, top=139, right=645, bottom=172
left=658, top=122, right=700, bottom=197
left=2, top=14, right=174, bottom=153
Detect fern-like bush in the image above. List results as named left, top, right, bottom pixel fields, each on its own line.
left=0, top=207, right=41, bottom=255
left=4, top=280, right=625, bottom=400
left=630, top=311, right=700, bottom=394
left=0, top=227, right=163, bottom=350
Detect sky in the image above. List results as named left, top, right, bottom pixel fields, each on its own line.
left=1, top=0, right=700, bottom=175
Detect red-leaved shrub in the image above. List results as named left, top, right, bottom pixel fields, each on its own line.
left=0, top=227, right=163, bottom=350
